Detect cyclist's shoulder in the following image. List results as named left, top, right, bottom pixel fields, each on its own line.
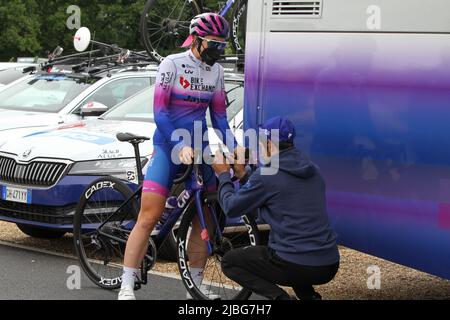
left=166, top=51, right=190, bottom=64
left=215, top=63, right=225, bottom=72
left=159, top=56, right=177, bottom=72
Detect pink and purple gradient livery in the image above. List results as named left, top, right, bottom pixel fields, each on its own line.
left=144, top=50, right=235, bottom=197
left=152, top=50, right=232, bottom=148
left=244, top=31, right=450, bottom=279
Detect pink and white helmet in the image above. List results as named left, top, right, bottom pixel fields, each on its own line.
left=181, top=12, right=230, bottom=47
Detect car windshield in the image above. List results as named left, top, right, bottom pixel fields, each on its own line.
left=0, top=74, right=92, bottom=113
left=103, top=81, right=244, bottom=123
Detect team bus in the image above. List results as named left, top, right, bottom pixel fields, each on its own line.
left=244, top=0, right=450, bottom=280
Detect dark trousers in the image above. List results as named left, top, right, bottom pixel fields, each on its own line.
left=221, top=246, right=339, bottom=300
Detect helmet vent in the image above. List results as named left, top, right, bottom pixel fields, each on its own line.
left=272, top=1, right=323, bottom=18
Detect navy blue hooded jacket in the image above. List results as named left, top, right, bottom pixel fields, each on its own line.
left=218, top=147, right=340, bottom=266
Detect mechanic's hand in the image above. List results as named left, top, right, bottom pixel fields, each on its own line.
left=232, top=163, right=247, bottom=180
left=234, top=146, right=249, bottom=165
left=233, top=146, right=250, bottom=179
left=179, top=146, right=194, bottom=165
left=212, top=150, right=231, bottom=176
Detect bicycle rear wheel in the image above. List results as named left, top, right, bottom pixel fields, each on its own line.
left=140, top=0, right=202, bottom=62
left=177, top=192, right=260, bottom=300
left=73, top=177, right=140, bottom=290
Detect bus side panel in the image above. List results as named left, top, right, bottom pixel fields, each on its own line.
left=245, top=32, right=450, bottom=280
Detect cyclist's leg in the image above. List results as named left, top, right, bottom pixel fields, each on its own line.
left=124, top=144, right=177, bottom=269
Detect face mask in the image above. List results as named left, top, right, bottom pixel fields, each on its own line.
left=197, top=38, right=225, bottom=66
left=200, top=47, right=223, bottom=66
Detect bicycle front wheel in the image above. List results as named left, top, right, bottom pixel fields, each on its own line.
left=140, top=0, right=202, bottom=62
left=177, top=193, right=260, bottom=300
left=73, top=177, right=140, bottom=290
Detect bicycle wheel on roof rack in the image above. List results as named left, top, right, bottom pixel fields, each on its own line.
left=231, top=0, right=247, bottom=54
left=140, top=0, right=202, bottom=62
left=201, top=0, right=247, bottom=55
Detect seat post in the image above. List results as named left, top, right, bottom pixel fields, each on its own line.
left=132, top=142, right=144, bottom=184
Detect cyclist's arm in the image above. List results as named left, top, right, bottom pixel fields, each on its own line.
left=154, top=58, right=184, bottom=150
left=217, top=170, right=268, bottom=218
left=209, top=66, right=238, bottom=151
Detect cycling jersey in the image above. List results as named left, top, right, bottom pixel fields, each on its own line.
left=144, top=50, right=236, bottom=197
left=153, top=50, right=236, bottom=149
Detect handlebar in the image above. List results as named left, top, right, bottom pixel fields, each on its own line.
left=172, top=147, right=252, bottom=186
left=173, top=162, right=194, bottom=185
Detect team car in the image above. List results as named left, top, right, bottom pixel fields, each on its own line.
left=0, top=66, right=157, bottom=148
left=0, top=63, right=38, bottom=91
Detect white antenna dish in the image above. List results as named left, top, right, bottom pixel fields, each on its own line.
left=74, top=27, right=91, bottom=52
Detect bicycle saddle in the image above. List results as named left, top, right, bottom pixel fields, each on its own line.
left=116, top=132, right=150, bottom=143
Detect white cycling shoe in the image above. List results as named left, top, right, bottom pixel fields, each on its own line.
left=187, top=285, right=221, bottom=300
left=118, top=285, right=136, bottom=301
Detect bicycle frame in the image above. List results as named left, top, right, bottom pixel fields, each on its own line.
left=219, top=0, right=237, bottom=16
left=92, top=165, right=221, bottom=256
left=197, top=0, right=237, bottom=16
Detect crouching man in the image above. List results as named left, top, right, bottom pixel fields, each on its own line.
left=212, top=117, right=340, bottom=300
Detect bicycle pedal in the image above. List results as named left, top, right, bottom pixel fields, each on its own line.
left=134, top=273, right=146, bottom=291
left=134, top=282, right=142, bottom=291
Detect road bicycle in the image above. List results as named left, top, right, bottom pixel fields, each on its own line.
left=73, top=132, right=260, bottom=300
left=140, top=0, right=247, bottom=62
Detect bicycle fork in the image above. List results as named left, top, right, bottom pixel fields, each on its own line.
left=194, top=190, right=223, bottom=255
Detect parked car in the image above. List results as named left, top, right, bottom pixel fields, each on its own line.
left=0, top=63, right=37, bottom=91
left=0, top=66, right=157, bottom=147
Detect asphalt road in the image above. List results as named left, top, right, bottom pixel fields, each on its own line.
left=0, top=244, right=235, bottom=300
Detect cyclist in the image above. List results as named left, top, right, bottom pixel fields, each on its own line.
left=118, top=12, right=238, bottom=300
left=213, top=117, right=340, bottom=300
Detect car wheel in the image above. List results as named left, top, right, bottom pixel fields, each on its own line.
left=16, top=224, right=66, bottom=239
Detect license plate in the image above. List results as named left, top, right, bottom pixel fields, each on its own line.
left=2, top=186, right=31, bottom=204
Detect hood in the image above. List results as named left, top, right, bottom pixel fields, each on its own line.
left=0, top=109, right=61, bottom=131
left=0, top=127, right=50, bottom=149
left=0, top=119, right=156, bottom=162
left=272, top=147, right=316, bottom=179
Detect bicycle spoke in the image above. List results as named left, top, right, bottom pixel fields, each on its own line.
left=155, top=32, right=167, bottom=50
left=75, top=180, right=137, bottom=289
left=145, top=19, right=164, bottom=28
left=141, top=0, right=198, bottom=59
left=167, top=0, right=182, bottom=21
left=175, top=0, right=188, bottom=21
left=148, top=28, right=164, bottom=39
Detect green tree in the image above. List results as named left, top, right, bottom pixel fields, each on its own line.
left=0, top=0, right=148, bottom=60
left=35, top=0, right=146, bottom=57
left=0, top=0, right=41, bottom=60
